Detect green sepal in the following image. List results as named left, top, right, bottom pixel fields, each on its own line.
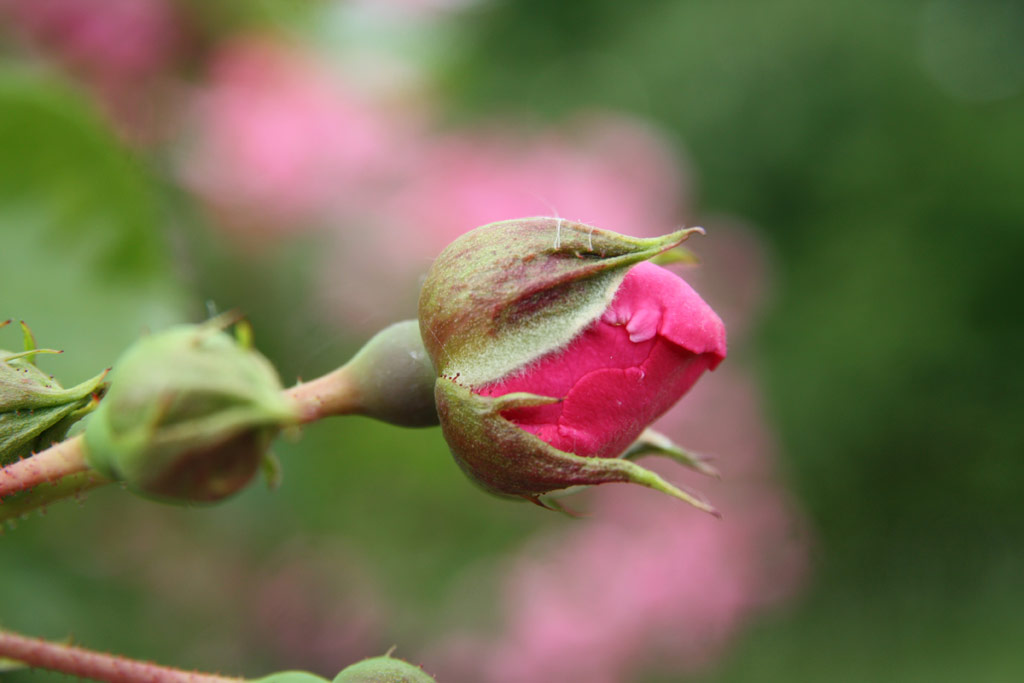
left=0, top=350, right=105, bottom=411
left=333, top=652, right=437, bottom=683
left=435, top=378, right=719, bottom=515
left=251, top=672, right=329, bottom=683
left=650, top=244, right=700, bottom=266
left=419, top=218, right=703, bottom=385
left=623, top=428, right=720, bottom=478
left=487, top=391, right=562, bottom=412
left=1, top=340, right=107, bottom=464
left=261, top=450, right=283, bottom=490
left=19, top=320, right=38, bottom=361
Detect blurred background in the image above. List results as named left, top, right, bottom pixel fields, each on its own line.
left=1, top=0, right=1022, bottom=681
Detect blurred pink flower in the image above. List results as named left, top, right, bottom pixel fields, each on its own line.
left=388, top=114, right=689, bottom=261
left=485, top=492, right=800, bottom=682
left=178, top=37, right=416, bottom=241
left=248, top=542, right=390, bottom=674
left=422, top=227, right=808, bottom=683
left=83, top=511, right=391, bottom=674
left=321, top=114, right=691, bottom=330
left=0, top=0, right=185, bottom=140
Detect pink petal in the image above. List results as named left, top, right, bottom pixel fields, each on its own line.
left=479, top=262, right=726, bottom=459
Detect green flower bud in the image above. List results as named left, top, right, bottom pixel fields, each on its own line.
left=333, top=653, right=436, bottom=683
left=83, top=320, right=297, bottom=503
left=252, top=672, right=329, bottom=683
left=1, top=321, right=106, bottom=464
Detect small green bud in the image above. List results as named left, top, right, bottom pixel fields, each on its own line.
left=333, top=653, right=436, bottom=683
left=83, top=320, right=297, bottom=503
left=252, top=672, right=329, bottom=683
left=1, top=321, right=106, bottom=464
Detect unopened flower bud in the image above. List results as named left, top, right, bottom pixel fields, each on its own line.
left=419, top=218, right=726, bottom=512
left=253, top=672, right=329, bottom=683
left=333, top=653, right=436, bottom=683
left=1, top=321, right=106, bottom=463
left=83, top=320, right=297, bottom=503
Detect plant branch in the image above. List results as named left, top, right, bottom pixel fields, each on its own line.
left=283, top=366, right=362, bottom=424
left=0, top=436, right=112, bottom=523
left=0, top=628, right=243, bottom=683
left=0, top=469, right=109, bottom=523
left=0, top=364, right=366, bottom=521
left=1, top=436, right=92, bottom=498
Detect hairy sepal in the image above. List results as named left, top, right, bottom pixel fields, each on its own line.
left=419, top=217, right=700, bottom=386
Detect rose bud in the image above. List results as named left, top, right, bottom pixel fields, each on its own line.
left=1, top=321, right=106, bottom=464
left=253, top=673, right=329, bottom=683
left=83, top=319, right=297, bottom=503
left=419, top=218, right=726, bottom=512
left=333, top=652, right=437, bottom=683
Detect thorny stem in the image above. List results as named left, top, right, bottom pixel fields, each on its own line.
left=0, top=470, right=110, bottom=522
left=0, top=343, right=368, bottom=683
left=0, top=436, right=109, bottom=524
left=0, top=435, right=90, bottom=498
left=0, top=628, right=243, bottom=683
left=0, top=368, right=365, bottom=521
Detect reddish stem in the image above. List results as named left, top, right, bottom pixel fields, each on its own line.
left=0, top=365, right=365, bottom=517
left=0, top=435, right=95, bottom=500
left=0, top=628, right=243, bottom=683
left=283, top=366, right=362, bottom=424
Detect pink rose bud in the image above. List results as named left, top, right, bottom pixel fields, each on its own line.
left=419, top=218, right=726, bottom=513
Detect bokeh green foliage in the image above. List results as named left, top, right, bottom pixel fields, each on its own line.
left=0, top=70, right=184, bottom=378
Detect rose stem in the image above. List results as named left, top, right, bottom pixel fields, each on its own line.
left=0, top=367, right=364, bottom=519
left=0, top=435, right=96, bottom=498
left=0, top=628, right=243, bottom=683
left=0, top=435, right=109, bottom=523
left=282, top=365, right=362, bottom=424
